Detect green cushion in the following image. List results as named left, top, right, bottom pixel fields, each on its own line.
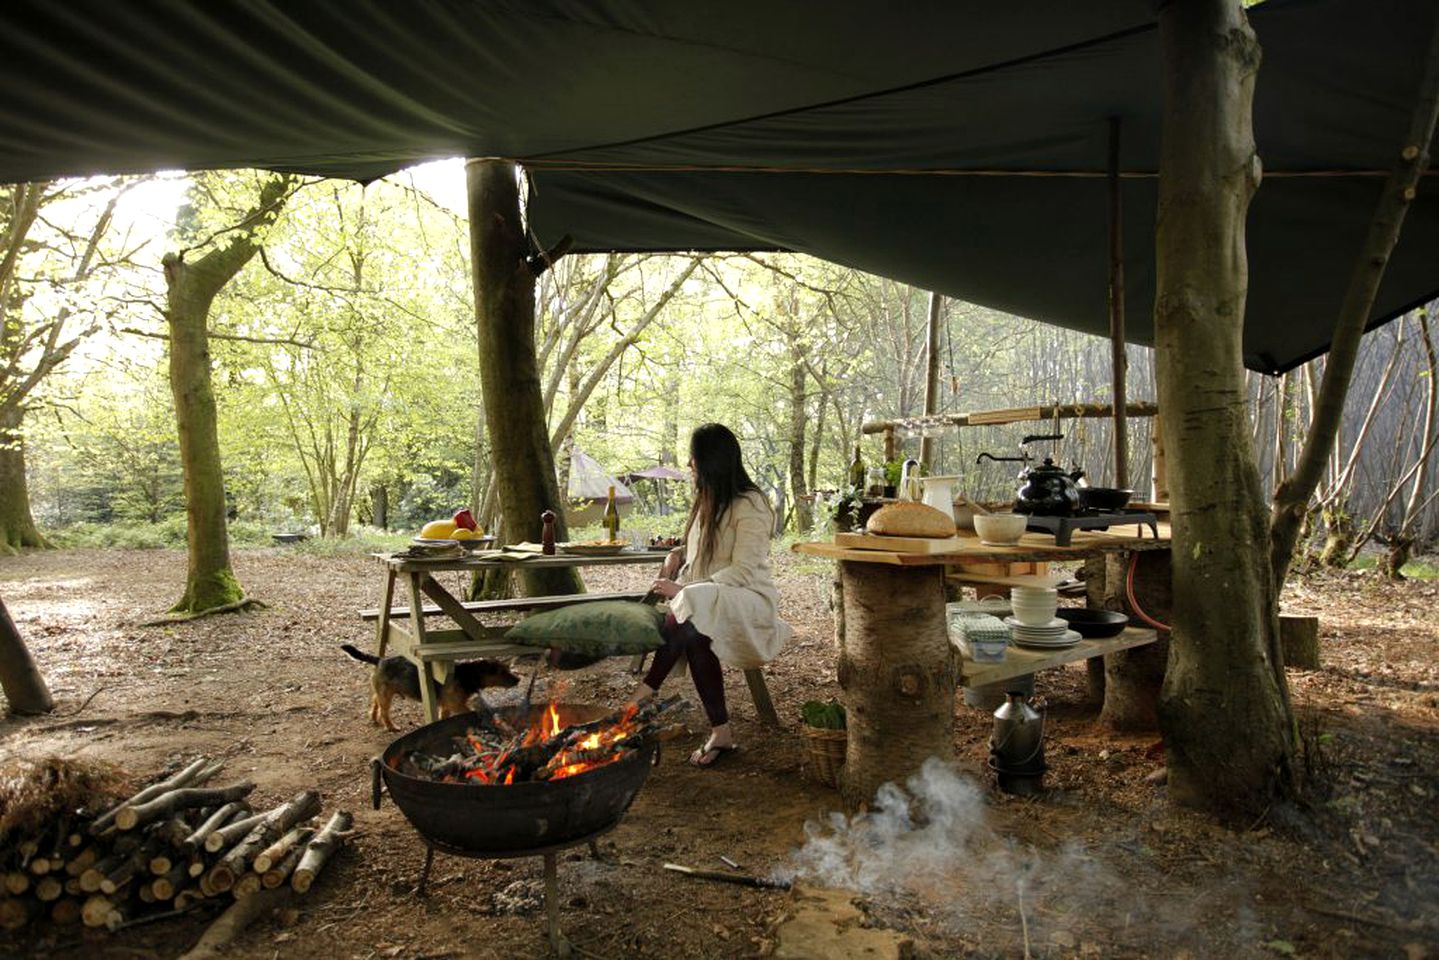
left=505, top=600, right=666, bottom=657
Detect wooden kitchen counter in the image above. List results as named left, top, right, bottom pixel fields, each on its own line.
left=793, top=523, right=1170, bottom=566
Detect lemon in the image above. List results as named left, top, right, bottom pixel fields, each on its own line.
left=420, top=519, right=458, bottom=539
left=452, top=528, right=476, bottom=540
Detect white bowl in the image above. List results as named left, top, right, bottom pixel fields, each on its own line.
left=972, top=513, right=1027, bottom=545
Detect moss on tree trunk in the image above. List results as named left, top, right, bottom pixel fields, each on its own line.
left=0, top=408, right=48, bottom=554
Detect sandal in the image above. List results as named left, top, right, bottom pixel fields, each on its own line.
left=689, top=743, right=739, bottom=769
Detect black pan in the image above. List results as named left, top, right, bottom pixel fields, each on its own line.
left=1056, top=608, right=1128, bottom=638
left=1077, top=487, right=1134, bottom=511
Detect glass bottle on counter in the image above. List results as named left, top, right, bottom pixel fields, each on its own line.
left=847, top=445, right=866, bottom=490
left=865, top=466, right=886, bottom=498
left=601, top=485, right=621, bottom=541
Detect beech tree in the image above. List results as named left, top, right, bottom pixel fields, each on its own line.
left=163, top=173, right=295, bottom=616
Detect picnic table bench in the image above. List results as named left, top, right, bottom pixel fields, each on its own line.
left=364, top=547, right=779, bottom=726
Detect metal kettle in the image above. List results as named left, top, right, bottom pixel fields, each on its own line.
left=989, top=692, right=1046, bottom=794
left=1015, top=456, right=1083, bottom=516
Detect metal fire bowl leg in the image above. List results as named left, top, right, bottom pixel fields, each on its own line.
left=411, top=824, right=619, bottom=958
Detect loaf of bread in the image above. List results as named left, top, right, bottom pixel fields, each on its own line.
left=865, top=501, right=957, bottom=538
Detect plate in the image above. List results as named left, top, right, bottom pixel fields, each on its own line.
left=1004, top=616, right=1067, bottom=632
left=1011, top=630, right=1083, bottom=649
left=559, top=542, right=629, bottom=557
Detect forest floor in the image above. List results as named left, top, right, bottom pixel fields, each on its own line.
left=1, top=544, right=1436, bottom=960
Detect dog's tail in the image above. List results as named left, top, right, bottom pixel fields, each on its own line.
left=340, top=643, right=380, bottom=665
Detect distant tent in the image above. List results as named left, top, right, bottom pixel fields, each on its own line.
left=565, top=449, right=634, bottom=526
left=626, top=464, right=686, bottom=482
left=623, top=463, right=687, bottom=516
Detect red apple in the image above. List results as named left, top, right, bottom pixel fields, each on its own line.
left=453, top=508, right=478, bottom=531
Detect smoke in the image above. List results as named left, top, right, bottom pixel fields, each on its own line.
left=773, top=758, right=1247, bottom=955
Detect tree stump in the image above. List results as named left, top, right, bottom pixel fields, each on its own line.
left=1279, top=614, right=1320, bottom=670
left=836, top=561, right=955, bottom=809
left=1093, top=551, right=1172, bottom=732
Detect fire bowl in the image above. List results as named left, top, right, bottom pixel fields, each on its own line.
left=373, top=703, right=656, bottom=857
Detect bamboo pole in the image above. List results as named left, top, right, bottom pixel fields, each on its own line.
left=919, top=291, right=943, bottom=469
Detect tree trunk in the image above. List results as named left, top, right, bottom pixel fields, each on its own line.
left=1318, top=501, right=1354, bottom=568
left=466, top=160, right=581, bottom=597
left=836, top=561, right=954, bottom=808
left=0, top=595, right=54, bottom=714
left=1270, top=11, right=1439, bottom=588
left=0, top=407, right=47, bottom=553
left=164, top=175, right=292, bottom=614
left=787, top=343, right=812, bottom=532
left=1153, top=1, right=1293, bottom=816
left=1099, top=552, right=1170, bottom=732
left=371, top=483, right=388, bottom=531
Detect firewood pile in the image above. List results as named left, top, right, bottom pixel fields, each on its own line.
left=395, top=696, right=685, bottom=785
left=0, top=755, right=352, bottom=936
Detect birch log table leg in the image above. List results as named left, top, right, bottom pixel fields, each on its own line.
left=836, top=560, right=955, bottom=808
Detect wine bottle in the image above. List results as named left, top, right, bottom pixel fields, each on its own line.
left=601, top=485, right=620, bottom=541
left=847, top=445, right=865, bottom=490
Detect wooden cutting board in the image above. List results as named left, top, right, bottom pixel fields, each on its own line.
left=833, top=531, right=966, bottom=554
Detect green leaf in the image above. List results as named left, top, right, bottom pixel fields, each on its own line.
left=1262, top=940, right=1296, bottom=955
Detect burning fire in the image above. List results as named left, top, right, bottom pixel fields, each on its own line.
left=396, top=700, right=661, bottom=787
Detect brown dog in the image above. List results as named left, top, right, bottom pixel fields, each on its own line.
left=340, top=644, right=520, bottom=730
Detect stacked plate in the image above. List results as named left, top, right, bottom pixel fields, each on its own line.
left=1004, top=616, right=1082, bottom=649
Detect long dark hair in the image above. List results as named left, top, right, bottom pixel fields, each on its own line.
left=686, top=423, right=761, bottom=567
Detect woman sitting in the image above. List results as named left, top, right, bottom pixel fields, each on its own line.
left=635, top=422, right=791, bottom=768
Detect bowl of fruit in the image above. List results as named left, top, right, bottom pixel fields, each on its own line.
left=417, top=510, right=495, bottom=551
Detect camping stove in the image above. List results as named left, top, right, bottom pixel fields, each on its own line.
left=372, top=703, right=658, bottom=957
left=1024, top=508, right=1159, bottom=546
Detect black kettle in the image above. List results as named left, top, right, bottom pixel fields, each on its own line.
left=1015, top=456, right=1083, bottom=516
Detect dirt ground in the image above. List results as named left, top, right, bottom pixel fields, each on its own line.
left=1, top=545, right=1436, bottom=960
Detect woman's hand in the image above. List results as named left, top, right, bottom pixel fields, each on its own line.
left=649, top=578, right=682, bottom=600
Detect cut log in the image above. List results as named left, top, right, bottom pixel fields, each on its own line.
left=836, top=561, right=955, bottom=807
left=210, top=790, right=320, bottom=892
left=50, top=897, right=81, bottom=925
left=252, top=825, right=311, bottom=874
left=1280, top=614, right=1321, bottom=670
left=0, top=896, right=35, bottom=930
left=90, top=757, right=211, bottom=836
left=153, top=864, right=188, bottom=901
left=182, top=801, right=248, bottom=853
left=232, top=873, right=262, bottom=899
left=188, top=854, right=207, bottom=878
left=178, top=885, right=292, bottom=960
left=138, top=881, right=157, bottom=904
left=262, top=839, right=308, bottom=890
left=64, top=845, right=98, bottom=876
left=3, top=872, right=28, bottom=895
left=116, top=782, right=255, bottom=832
left=175, top=888, right=206, bottom=910
left=81, top=893, right=114, bottom=927
left=35, top=876, right=63, bottom=901
left=27, top=855, right=53, bottom=876
left=205, top=811, right=267, bottom=854
left=154, top=815, right=196, bottom=849
left=290, top=811, right=353, bottom=894
left=63, top=877, right=81, bottom=896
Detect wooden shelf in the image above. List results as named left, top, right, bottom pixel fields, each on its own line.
left=957, top=627, right=1158, bottom=688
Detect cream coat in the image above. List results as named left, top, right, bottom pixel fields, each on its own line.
left=669, top=490, right=792, bottom=669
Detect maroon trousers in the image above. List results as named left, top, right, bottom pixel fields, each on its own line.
left=642, top=612, right=729, bottom=726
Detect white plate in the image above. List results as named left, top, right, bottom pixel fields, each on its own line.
left=1004, top=616, right=1067, bottom=632
left=1011, top=630, right=1084, bottom=649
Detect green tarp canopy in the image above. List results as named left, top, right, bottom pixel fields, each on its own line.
left=3, top=0, right=1437, bottom=372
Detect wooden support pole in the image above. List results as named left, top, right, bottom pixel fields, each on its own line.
left=1108, top=116, right=1130, bottom=489
left=919, top=291, right=943, bottom=469
left=1150, top=412, right=1170, bottom=503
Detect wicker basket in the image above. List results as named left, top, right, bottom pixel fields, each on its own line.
left=802, top=725, right=848, bottom=787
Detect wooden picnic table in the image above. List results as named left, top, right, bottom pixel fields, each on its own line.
left=792, top=526, right=1167, bottom=805
left=367, top=546, right=779, bottom=725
